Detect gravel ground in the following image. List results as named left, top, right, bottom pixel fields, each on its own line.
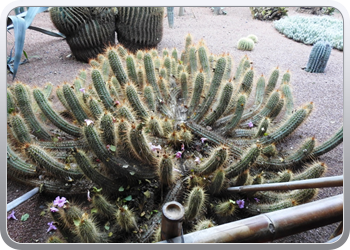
left=5, top=7, right=343, bottom=245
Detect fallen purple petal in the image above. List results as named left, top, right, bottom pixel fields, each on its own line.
left=47, top=222, right=57, bottom=233
left=254, top=198, right=260, bottom=203
left=200, top=138, right=207, bottom=143
left=195, top=157, right=201, bottom=164
left=7, top=210, right=17, bottom=220
left=248, top=121, right=254, bottom=128
left=79, top=88, right=85, bottom=93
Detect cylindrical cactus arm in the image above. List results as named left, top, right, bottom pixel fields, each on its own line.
left=14, top=83, right=52, bottom=140
left=24, top=144, right=83, bottom=181
left=310, top=126, right=343, bottom=158
left=72, top=149, right=120, bottom=192
left=33, top=89, right=82, bottom=137
left=192, top=56, right=226, bottom=122
left=305, top=41, right=332, bottom=73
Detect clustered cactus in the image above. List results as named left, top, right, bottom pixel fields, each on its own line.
left=7, top=33, right=342, bottom=243
left=49, top=7, right=164, bottom=62
left=49, top=7, right=117, bottom=62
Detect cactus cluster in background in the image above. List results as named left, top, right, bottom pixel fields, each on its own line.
left=115, top=7, right=164, bottom=52
left=305, top=40, right=332, bottom=73
left=49, top=7, right=164, bottom=62
left=49, top=7, right=117, bottom=63
left=273, top=15, right=343, bottom=50
left=237, top=35, right=258, bottom=51
left=250, top=7, right=288, bottom=21
left=7, top=33, right=343, bottom=243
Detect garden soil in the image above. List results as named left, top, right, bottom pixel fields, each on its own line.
left=5, top=7, right=344, bottom=245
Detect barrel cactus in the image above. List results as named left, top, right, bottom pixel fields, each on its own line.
left=49, top=7, right=117, bottom=62
left=305, top=40, right=332, bottom=73
left=115, top=7, right=164, bottom=52
left=237, top=37, right=255, bottom=51
left=7, top=34, right=342, bottom=243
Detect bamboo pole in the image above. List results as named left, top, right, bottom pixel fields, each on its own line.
left=157, top=194, right=343, bottom=243
left=227, top=175, right=343, bottom=193
left=160, top=201, right=185, bottom=241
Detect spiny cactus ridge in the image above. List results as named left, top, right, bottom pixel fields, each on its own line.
left=7, top=34, right=342, bottom=243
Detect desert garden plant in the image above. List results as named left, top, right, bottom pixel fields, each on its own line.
left=273, top=15, right=343, bottom=50
left=49, top=7, right=117, bottom=63
left=305, top=40, right=332, bottom=73
left=250, top=7, right=288, bottom=21
left=7, top=7, right=65, bottom=79
left=7, top=33, right=342, bottom=243
left=237, top=35, right=257, bottom=51
left=115, top=7, right=164, bottom=52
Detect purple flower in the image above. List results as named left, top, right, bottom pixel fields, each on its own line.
left=236, top=199, right=245, bottom=209
left=79, top=88, right=85, bottom=93
left=50, top=207, right=59, bottom=213
left=254, top=198, right=260, bottom=203
left=181, top=143, right=185, bottom=151
left=248, top=121, right=254, bottom=128
left=47, top=222, right=57, bottom=233
left=7, top=210, right=17, bottom=220
left=194, top=157, right=201, bottom=164
left=53, top=196, right=67, bottom=208
left=200, top=138, right=207, bottom=144
left=175, top=151, right=182, bottom=159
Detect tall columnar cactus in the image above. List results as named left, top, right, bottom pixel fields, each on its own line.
left=7, top=33, right=342, bottom=243
left=167, top=7, right=174, bottom=28
left=305, top=40, right=332, bottom=73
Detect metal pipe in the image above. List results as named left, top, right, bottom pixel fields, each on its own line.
left=7, top=187, right=39, bottom=212
left=157, top=194, right=343, bottom=243
left=227, top=175, right=343, bottom=193
left=160, top=201, right=185, bottom=241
